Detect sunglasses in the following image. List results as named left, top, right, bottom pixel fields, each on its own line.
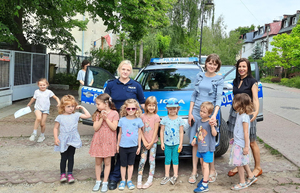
left=126, top=107, right=137, bottom=111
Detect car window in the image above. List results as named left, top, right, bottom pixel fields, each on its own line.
left=85, top=66, right=115, bottom=89
left=136, top=68, right=201, bottom=90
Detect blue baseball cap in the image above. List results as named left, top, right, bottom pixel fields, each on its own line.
left=166, top=98, right=179, bottom=107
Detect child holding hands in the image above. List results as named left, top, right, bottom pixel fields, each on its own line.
left=160, top=98, right=184, bottom=185
left=53, top=95, right=91, bottom=183
left=89, top=93, right=119, bottom=192
left=117, top=99, right=144, bottom=190
left=137, top=96, right=160, bottom=189
left=27, top=78, right=60, bottom=142
left=192, top=102, right=217, bottom=193
left=229, top=93, right=258, bottom=190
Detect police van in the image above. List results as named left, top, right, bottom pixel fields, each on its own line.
left=80, top=57, right=263, bottom=157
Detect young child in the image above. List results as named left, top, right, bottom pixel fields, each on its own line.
left=27, top=78, right=60, bottom=142
left=191, top=102, right=217, bottom=193
left=149, top=80, right=159, bottom=90
left=137, top=96, right=160, bottom=189
left=229, top=93, right=258, bottom=190
left=117, top=99, right=144, bottom=190
left=53, top=95, right=91, bottom=183
left=89, top=93, right=119, bottom=192
left=160, top=98, right=184, bottom=185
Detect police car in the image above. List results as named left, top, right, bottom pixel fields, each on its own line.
left=80, top=57, right=263, bottom=158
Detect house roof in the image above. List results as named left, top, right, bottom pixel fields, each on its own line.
left=242, top=31, right=255, bottom=43
left=253, top=26, right=265, bottom=40
left=262, top=21, right=282, bottom=37
left=278, top=13, right=299, bottom=34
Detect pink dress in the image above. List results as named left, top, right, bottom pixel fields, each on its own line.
left=89, top=110, right=119, bottom=158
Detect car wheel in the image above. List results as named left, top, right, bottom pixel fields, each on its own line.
left=215, top=118, right=230, bottom=157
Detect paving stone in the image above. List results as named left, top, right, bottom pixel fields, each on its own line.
left=290, top=178, right=300, bottom=184
left=274, top=185, right=300, bottom=193
left=274, top=177, right=292, bottom=184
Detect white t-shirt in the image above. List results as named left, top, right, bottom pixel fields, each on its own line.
left=33, top=89, right=54, bottom=111
left=233, top=113, right=250, bottom=148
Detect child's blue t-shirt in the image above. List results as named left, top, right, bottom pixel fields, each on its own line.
left=118, top=117, right=144, bottom=148
left=160, top=116, right=185, bottom=146
left=234, top=113, right=250, bottom=148
left=195, top=119, right=216, bottom=153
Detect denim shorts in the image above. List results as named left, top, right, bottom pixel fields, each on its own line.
left=34, top=109, right=50, bottom=114
left=197, top=151, right=214, bottom=163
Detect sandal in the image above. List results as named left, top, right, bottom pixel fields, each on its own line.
left=118, top=181, right=126, bottom=190
left=209, top=171, right=218, bottom=183
left=247, top=175, right=258, bottom=186
left=188, top=173, right=199, bottom=184
left=142, top=181, right=152, bottom=189
left=231, top=182, right=248, bottom=190
left=127, top=180, right=135, bottom=190
left=137, top=180, right=142, bottom=189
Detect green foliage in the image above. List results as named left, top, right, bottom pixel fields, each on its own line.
left=156, top=32, right=171, bottom=58
left=251, top=43, right=263, bottom=59
left=262, top=76, right=300, bottom=89
left=280, top=78, right=289, bottom=85
left=53, top=73, right=79, bottom=90
left=90, top=48, right=122, bottom=75
left=0, top=0, right=88, bottom=55
left=261, top=76, right=276, bottom=83
left=263, top=25, right=300, bottom=77
left=234, top=25, right=256, bottom=35
left=89, top=0, right=174, bottom=42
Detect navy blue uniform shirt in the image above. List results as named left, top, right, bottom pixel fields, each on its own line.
left=104, top=78, right=145, bottom=110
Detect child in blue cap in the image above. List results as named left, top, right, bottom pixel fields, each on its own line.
left=160, top=98, right=185, bottom=185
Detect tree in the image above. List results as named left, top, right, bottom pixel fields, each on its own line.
left=156, top=32, right=171, bottom=58
left=0, top=0, right=88, bottom=55
left=251, top=43, right=263, bottom=60
left=234, top=25, right=255, bottom=35
left=263, top=25, right=300, bottom=77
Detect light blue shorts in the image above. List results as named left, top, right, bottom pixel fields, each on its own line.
left=34, top=109, right=50, bottom=114
left=197, top=151, right=214, bottom=163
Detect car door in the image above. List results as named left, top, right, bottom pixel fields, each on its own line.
left=81, top=66, right=116, bottom=125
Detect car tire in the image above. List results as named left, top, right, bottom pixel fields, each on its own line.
left=215, top=118, right=230, bottom=157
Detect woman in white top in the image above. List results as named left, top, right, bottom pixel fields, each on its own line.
left=77, top=60, right=94, bottom=101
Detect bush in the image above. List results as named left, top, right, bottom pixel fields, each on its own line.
left=271, top=77, right=281, bottom=83
left=261, top=76, right=276, bottom=83
left=53, top=73, right=79, bottom=90
left=280, top=78, right=289, bottom=85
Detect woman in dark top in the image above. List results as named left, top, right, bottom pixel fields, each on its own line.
left=104, top=60, right=145, bottom=190
left=227, top=58, right=262, bottom=177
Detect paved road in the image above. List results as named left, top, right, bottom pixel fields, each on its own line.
left=257, top=83, right=300, bottom=167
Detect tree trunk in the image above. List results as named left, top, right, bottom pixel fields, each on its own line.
left=122, top=40, right=124, bottom=60
left=138, top=41, right=143, bottom=68
left=13, top=7, right=27, bottom=49
left=160, top=49, right=163, bottom=58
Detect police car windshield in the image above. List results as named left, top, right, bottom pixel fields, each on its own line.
left=136, top=68, right=200, bottom=91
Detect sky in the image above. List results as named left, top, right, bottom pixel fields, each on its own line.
left=213, top=0, right=300, bottom=33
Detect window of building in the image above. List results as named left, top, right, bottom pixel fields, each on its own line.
left=284, top=20, right=289, bottom=27
left=292, top=17, right=297, bottom=25
left=259, top=28, right=264, bottom=34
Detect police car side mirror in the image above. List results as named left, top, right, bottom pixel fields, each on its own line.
left=223, top=83, right=233, bottom=90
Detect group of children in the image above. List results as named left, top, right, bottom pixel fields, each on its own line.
left=28, top=78, right=258, bottom=192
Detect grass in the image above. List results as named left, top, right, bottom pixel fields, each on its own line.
left=257, top=136, right=282, bottom=156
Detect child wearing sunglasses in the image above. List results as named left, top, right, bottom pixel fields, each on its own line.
left=117, top=99, right=144, bottom=190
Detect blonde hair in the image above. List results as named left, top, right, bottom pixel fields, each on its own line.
left=144, top=96, right=158, bottom=114
left=58, top=95, right=78, bottom=114
left=117, top=60, right=133, bottom=77
left=200, top=101, right=214, bottom=115
left=92, top=93, right=116, bottom=121
left=37, top=78, right=49, bottom=86
left=120, top=99, right=142, bottom=117
left=233, top=93, right=254, bottom=115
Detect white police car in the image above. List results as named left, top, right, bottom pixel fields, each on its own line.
left=80, top=57, right=263, bottom=158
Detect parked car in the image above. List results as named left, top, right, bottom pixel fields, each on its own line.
left=80, top=57, right=263, bottom=158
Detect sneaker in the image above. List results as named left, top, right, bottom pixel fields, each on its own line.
left=60, top=173, right=67, bottom=182
left=67, top=174, right=75, bottom=183
left=29, top=133, right=37, bottom=141
left=170, top=176, right=177, bottom=185
left=101, top=182, right=108, bottom=192
left=93, top=181, right=101, bottom=192
left=197, top=178, right=203, bottom=187
left=160, top=176, right=170, bottom=185
left=37, top=135, right=45, bottom=142
left=118, top=181, right=126, bottom=190
left=194, top=183, right=209, bottom=193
